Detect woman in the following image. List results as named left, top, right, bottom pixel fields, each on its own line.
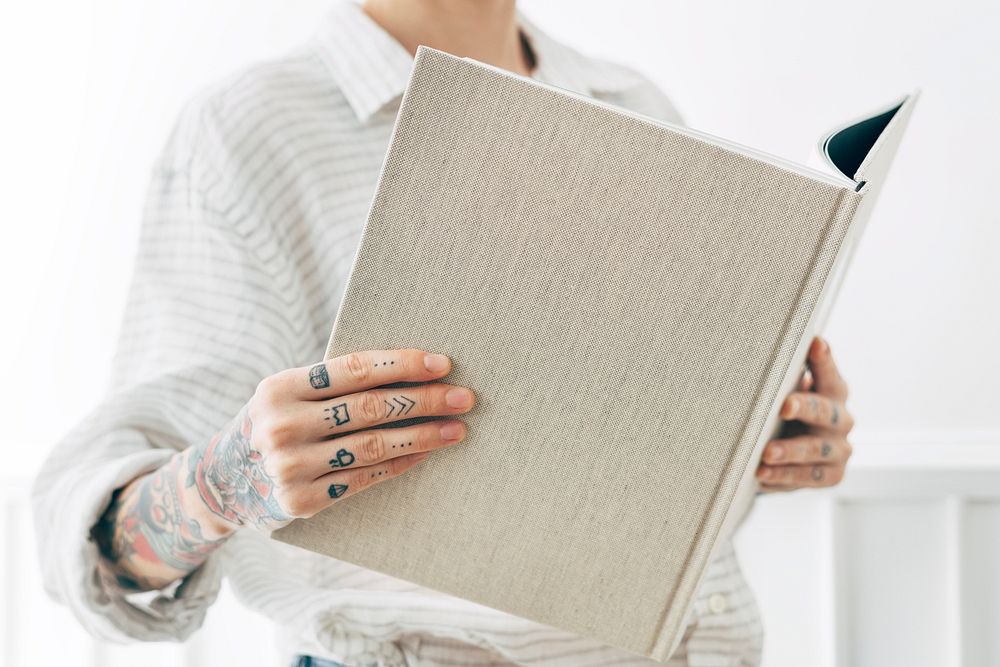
left=32, top=1, right=855, bottom=665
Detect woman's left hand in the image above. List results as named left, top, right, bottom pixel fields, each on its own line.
left=756, top=335, right=854, bottom=492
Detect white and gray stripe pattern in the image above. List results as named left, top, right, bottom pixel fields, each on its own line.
left=30, top=1, right=763, bottom=665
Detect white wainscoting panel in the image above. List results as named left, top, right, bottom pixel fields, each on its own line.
left=961, top=501, right=1000, bottom=667
left=835, top=499, right=950, bottom=667
left=735, top=431, right=1000, bottom=667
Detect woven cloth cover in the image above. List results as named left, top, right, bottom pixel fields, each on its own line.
left=273, top=47, right=862, bottom=660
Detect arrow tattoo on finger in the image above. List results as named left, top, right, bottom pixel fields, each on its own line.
left=383, top=395, right=415, bottom=418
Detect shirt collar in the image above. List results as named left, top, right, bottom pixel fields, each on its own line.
left=312, top=0, right=646, bottom=124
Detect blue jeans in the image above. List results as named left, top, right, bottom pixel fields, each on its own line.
left=289, top=657, right=351, bottom=667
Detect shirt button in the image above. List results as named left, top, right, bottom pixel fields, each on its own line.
left=708, top=593, right=728, bottom=614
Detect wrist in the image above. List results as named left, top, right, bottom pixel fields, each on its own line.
left=178, top=446, right=238, bottom=540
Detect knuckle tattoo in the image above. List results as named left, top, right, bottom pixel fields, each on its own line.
left=811, top=465, right=825, bottom=482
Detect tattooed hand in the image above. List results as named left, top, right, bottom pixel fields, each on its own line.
left=193, top=349, right=475, bottom=532
left=755, top=336, right=855, bottom=492
left=93, top=349, right=475, bottom=591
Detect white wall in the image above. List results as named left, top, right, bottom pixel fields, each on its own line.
left=1, top=1, right=997, bottom=666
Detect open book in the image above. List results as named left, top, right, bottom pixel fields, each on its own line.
left=273, top=45, right=917, bottom=661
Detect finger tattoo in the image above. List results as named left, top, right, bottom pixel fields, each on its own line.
left=329, top=448, right=355, bottom=469
left=811, top=465, right=824, bottom=481
left=309, top=363, right=330, bottom=389
left=383, top=394, right=416, bottom=418
left=821, top=440, right=832, bottom=458
left=831, top=404, right=839, bottom=425
left=809, top=396, right=819, bottom=419
left=328, top=484, right=348, bottom=498
left=324, top=402, right=351, bottom=427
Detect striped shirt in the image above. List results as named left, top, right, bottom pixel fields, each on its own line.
left=31, top=1, right=764, bottom=665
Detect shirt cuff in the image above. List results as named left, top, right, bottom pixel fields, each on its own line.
left=32, top=444, right=224, bottom=643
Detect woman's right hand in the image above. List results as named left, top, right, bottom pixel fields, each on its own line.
left=189, top=348, right=475, bottom=536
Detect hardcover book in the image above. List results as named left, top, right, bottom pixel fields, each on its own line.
left=273, top=45, right=917, bottom=661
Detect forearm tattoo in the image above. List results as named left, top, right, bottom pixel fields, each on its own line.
left=93, top=403, right=291, bottom=591
left=188, top=403, right=291, bottom=528
left=93, top=452, right=227, bottom=591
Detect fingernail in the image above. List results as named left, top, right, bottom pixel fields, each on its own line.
left=769, top=444, right=784, bottom=461
left=424, top=353, right=449, bottom=373
left=757, top=466, right=772, bottom=480
left=445, top=387, right=473, bottom=409
left=439, top=421, right=464, bottom=442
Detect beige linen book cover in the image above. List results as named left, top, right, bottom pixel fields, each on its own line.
left=273, top=46, right=917, bottom=660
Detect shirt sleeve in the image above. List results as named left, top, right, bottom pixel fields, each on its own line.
left=29, top=93, right=307, bottom=643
